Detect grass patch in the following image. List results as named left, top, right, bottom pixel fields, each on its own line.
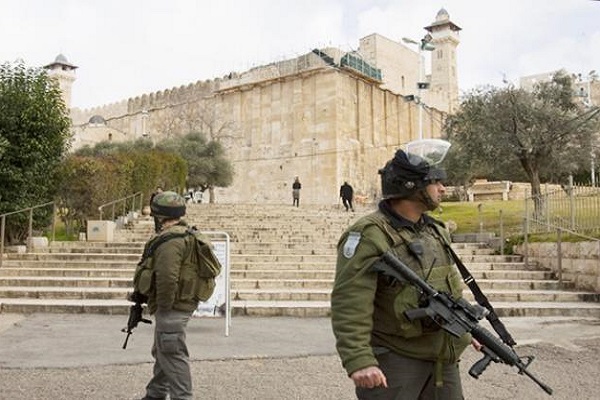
left=431, top=200, right=526, bottom=235
left=430, top=200, right=600, bottom=243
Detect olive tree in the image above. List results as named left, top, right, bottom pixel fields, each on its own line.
left=157, top=132, right=233, bottom=203
left=445, top=71, right=600, bottom=215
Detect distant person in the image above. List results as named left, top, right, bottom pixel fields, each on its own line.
left=340, top=181, right=354, bottom=212
left=149, top=186, right=163, bottom=233
left=292, top=177, right=302, bottom=207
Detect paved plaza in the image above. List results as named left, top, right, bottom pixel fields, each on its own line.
left=0, top=313, right=599, bottom=399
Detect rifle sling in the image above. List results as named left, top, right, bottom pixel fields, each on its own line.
left=444, top=243, right=517, bottom=347
left=139, top=232, right=188, bottom=265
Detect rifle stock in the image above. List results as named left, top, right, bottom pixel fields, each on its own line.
left=372, top=251, right=553, bottom=395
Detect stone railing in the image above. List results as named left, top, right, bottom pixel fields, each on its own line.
left=514, top=241, right=600, bottom=292
left=467, top=179, right=511, bottom=202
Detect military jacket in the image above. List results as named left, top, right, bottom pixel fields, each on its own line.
left=330, top=206, right=471, bottom=376
left=145, top=220, right=203, bottom=314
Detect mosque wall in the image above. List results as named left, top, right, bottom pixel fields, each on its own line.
left=210, top=67, right=445, bottom=204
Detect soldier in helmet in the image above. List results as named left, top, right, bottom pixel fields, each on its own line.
left=138, top=191, right=199, bottom=400
left=331, top=140, right=472, bottom=399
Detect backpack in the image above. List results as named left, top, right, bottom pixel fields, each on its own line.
left=133, top=226, right=222, bottom=302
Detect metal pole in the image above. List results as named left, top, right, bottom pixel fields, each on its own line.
left=0, top=215, right=5, bottom=268
left=27, top=208, right=33, bottom=252
left=591, top=152, right=596, bottom=187
left=418, top=47, right=423, bottom=141
left=52, top=203, right=56, bottom=242
left=499, top=209, right=504, bottom=256
left=524, top=190, right=529, bottom=267
left=556, top=228, right=563, bottom=289
left=569, top=174, right=575, bottom=230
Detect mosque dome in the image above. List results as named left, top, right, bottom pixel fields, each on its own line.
left=436, top=8, right=450, bottom=22
left=44, top=54, right=78, bottom=70
left=88, top=115, right=106, bottom=125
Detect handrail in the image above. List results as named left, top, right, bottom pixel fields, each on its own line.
left=0, top=201, right=56, bottom=268
left=98, top=192, right=144, bottom=220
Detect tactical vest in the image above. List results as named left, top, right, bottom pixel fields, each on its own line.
left=134, top=225, right=222, bottom=314
left=366, top=212, right=464, bottom=339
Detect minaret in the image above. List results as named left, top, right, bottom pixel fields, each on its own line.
left=425, top=8, right=461, bottom=113
left=44, top=54, right=78, bottom=108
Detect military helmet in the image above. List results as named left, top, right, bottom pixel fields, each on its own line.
left=379, top=139, right=450, bottom=200
left=150, top=191, right=186, bottom=219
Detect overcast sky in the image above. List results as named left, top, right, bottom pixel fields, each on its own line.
left=1, top=0, right=599, bottom=110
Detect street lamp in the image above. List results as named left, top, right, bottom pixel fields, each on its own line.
left=402, top=35, right=435, bottom=141
left=575, top=75, right=597, bottom=185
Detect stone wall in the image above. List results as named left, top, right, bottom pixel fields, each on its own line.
left=514, top=242, right=600, bottom=292
left=445, top=180, right=565, bottom=202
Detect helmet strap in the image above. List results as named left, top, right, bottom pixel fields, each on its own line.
left=416, top=188, right=438, bottom=211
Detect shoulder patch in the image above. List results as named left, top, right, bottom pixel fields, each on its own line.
left=343, top=231, right=361, bottom=259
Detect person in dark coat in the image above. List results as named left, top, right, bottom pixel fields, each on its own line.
left=292, top=177, right=302, bottom=207
left=340, top=181, right=354, bottom=212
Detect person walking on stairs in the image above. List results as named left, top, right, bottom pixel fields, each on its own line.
left=292, top=176, right=302, bottom=207
left=340, top=181, right=354, bottom=212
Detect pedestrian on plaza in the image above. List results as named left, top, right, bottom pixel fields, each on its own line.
left=331, top=141, right=474, bottom=399
left=292, top=176, right=302, bottom=207
left=339, top=181, right=354, bottom=212
left=149, top=186, right=163, bottom=233
left=136, top=191, right=218, bottom=400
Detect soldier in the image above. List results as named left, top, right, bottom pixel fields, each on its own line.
left=331, top=140, right=473, bottom=399
left=137, top=191, right=205, bottom=400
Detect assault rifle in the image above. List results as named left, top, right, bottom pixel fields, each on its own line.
left=372, top=251, right=553, bottom=395
left=121, top=292, right=152, bottom=349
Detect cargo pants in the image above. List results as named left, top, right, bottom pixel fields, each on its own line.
left=144, top=309, right=193, bottom=400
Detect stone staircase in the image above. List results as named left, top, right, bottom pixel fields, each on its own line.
left=0, top=203, right=599, bottom=318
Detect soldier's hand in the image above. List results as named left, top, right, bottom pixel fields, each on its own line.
left=350, top=366, right=388, bottom=389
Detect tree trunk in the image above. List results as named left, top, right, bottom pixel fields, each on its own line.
left=530, top=170, right=544, bottom=220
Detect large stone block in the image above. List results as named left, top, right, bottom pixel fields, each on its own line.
left=87, top=220, right=116, bottom=242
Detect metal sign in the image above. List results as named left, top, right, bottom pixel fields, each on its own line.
left=192, top=231, right=231, bottom=336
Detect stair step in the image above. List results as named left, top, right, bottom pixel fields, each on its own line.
left=0, top=277, right=131, bottom=288
left=0, top=287, right=128, bottom=299
left=0, top=268, right=134, bottom=277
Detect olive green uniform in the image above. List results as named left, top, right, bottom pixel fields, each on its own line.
left=144, top=221, right=200, bottom=400
left=331, top=204, right=471, bottom=399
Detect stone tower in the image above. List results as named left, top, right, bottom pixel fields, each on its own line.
left=425, top=8, right=461, bottom=113
left=44, top=54, right=78, bottom=108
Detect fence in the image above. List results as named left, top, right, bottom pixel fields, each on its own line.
left=445, top=179, right=600, bottom=257
left=525, top=177, right=600, bottom=235
left=0, top=201, right=56, bottom=268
